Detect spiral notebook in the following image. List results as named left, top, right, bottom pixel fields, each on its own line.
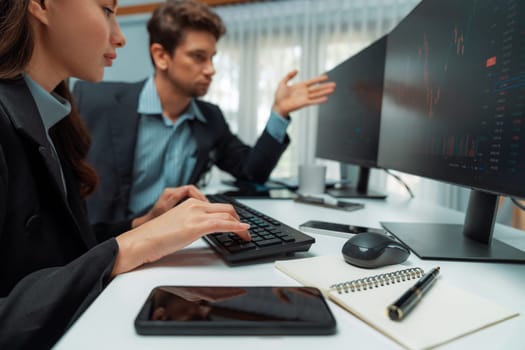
left=275, top=255, right=518, bottom=350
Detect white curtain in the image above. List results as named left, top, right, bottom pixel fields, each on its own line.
left=208, top=0, right=420, bottom=179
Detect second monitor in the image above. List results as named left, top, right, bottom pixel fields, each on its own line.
left=316, top=36, right=387, bottom=199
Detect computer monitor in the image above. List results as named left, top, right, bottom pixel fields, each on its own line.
left=316, top=36, right=387, bottom=199
left=378, top=0, right=525, bottom=263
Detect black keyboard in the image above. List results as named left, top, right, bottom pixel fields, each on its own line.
left=204, top=194, right=315, bottom=264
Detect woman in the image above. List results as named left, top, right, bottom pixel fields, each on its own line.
left=0, top=1, right=250, bottom=348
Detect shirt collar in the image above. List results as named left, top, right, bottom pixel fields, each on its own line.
left=23, top=74, right=71, bottom=132
left=138, top=75, right=207, bottom=124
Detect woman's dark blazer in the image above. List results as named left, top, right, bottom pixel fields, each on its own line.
left=0, top=77, right=119, bottom=349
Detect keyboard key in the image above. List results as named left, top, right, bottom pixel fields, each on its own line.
left=255, top=238, right=283, bottom=247
left=226, top=242, right=257, bottom=253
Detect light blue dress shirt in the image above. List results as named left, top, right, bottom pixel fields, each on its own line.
left=23, top=74, right=71, bottom=194
left=128, top=76, right=291, bottom=217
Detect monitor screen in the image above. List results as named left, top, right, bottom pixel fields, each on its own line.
left=316, top=35, right=386, bottom=168
left=379, top=0, right=525, bottom=198
left=378, top=0, right=525, bottom=263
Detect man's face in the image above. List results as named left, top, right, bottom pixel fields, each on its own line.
left=163, top=30, right=217, bottom=97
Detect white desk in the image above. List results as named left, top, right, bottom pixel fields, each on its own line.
left=54, top=196, right=525, bottom=349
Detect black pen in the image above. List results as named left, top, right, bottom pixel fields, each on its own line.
left=387, top=266, right=440, bottom=321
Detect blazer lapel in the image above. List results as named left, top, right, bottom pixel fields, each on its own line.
left=1, top=78, right=67, bottom=198
left=108, top=81, right=145, bottom=189
left=0, top=78, right=95, bottom=247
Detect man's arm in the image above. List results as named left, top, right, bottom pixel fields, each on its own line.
left=211, top=71, right=335, bottom=184
left=257, top=70, right=336, bottom=146
left=239, top=70, right=336, bottom=182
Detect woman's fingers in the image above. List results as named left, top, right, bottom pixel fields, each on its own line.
left=180, top=199, right=250, bottom=240
left=199, top=202, right=241, bottom=221
left=201, top=213, right=251, bottom=241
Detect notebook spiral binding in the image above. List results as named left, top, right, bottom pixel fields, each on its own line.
left=330, top=267, right=424, bottom=294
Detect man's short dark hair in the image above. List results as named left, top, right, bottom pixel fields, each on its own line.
left=147, top=0, right=226, bottom=56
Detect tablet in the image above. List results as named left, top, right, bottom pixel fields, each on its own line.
left=135, top=286, right=336, bottom=335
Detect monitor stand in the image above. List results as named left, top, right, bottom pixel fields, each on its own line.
left=327, top=166, right=386, bottom=199
left=381, top=190, right=525, bottom=263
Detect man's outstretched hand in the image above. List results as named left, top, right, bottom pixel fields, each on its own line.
left=272, top=70, right=336, bottom=117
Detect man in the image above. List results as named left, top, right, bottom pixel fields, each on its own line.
left=74, top=0, right=335, bottom=226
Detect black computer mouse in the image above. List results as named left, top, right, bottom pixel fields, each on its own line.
left=341, top=232, right=410, bottom=268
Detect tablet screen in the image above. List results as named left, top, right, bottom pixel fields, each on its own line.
left=135, top=286, right=336, bottom=335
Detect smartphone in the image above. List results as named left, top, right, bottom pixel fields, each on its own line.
left=294, top=195, right=364, bottom=212
left=135, top=286, right=336, bottom=336
left=299, top=220, right=385, bottom=238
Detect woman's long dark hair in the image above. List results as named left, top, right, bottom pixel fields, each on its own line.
left=0, top=0, right=33, bottom=78
left=0, top=0, right=98, bottom=197
left=50, top=83, right=99, bottom=197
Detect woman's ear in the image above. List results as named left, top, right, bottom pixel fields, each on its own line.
left=28, top=0, right=50, bottom=25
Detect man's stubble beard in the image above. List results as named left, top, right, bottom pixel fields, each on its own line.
left=166, top=74, right=209, bottom=99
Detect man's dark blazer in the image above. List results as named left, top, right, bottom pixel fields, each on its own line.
left=73, top=80, right=290, bottom=224
left=0, top=78, right=118, bottom=349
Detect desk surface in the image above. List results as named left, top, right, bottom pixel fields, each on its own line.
left=54, top=195, right=525, bottom=350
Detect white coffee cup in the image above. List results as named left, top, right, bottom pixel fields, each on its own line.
left=298, top=164, right=326, bottom=195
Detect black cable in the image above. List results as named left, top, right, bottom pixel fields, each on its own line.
left=383, top=169, right=415, bottom=199
left=511, top=197, right=525, bottom=211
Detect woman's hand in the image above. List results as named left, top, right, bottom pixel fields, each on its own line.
left=132, top=185, right=208, bottom=228
left=112, top=198, right=250, bottom=276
